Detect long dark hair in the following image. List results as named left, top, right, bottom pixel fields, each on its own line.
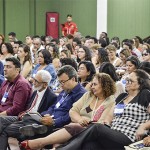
left=77, top=45, right=91, bottom=63
left=78, top=61, right=96, bottom=82
left=38, top=49, right=52, bottom=64
left=18, top=44, right=31, bottom=65
left=97, top=48, right=109, bottom=65
left=99, top=62, right=119, bottom=82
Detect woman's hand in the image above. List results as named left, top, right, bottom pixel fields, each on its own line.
left=143, top=136, right=150, bottom=147
left=78, top=117, right=90, bottom=127
left=136, top=124, right=147, bottom=140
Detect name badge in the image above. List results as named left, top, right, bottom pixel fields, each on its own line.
left=55, top=102, right=61, bottom=108
left=114, top=104, right=125, bottom=116
left=1, top=92, right=8, bottom=103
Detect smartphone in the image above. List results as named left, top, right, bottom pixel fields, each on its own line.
left=133, top=143, right=145, bottom=149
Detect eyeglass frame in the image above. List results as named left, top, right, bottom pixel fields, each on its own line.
left=125, top=77, right=138, bottom=84
left=142, top=53, right=149, bottom=57
left=33, top=77, right=47, bottom=84
left=58, top=77, right=72, bottom=85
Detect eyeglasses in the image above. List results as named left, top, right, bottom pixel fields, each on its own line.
left=59, top=78, right=71, bottom=85
left=77, top=51, right=85, bottom=53
left=142, top=53, right=149, bottom=56
left=125, top=78, right=138, bottom=84
left=33, top=77, right=46, bottom=84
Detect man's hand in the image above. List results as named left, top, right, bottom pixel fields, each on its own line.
left=41, top=115, right=54, bottom=126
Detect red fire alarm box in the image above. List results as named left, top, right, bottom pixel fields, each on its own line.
left=46, top=12, right=59, bottom=38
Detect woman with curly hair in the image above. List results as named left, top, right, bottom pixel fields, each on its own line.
left=54, top=69, right=150, bottom=150
left=21, top=73, right=116, bottom=150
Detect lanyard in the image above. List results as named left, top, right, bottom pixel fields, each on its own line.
left=1, top=83, right=14, bottom=103
left=55, top=93, right=69, bottom=108
left=91, top=98, right=106, bottom=121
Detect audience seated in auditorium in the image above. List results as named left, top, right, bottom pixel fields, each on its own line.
left=20, top=72, right=116, bottom=150
left=48, top=69, right=150, bottom=150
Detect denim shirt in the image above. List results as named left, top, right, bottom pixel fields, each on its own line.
left=0, top=61, right=4, bottom=86
left=31, top=63, right=57, bottom=86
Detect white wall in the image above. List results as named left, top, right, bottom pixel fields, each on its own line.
left=97, top=0, right=107, bottom=38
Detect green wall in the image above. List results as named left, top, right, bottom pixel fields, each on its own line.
left=0, top=0, right=150, bottom=42
left=43, top=0, right=97, bottom=37
left=0, top=0, right=4, bottom=35
left=0, top=0, right=97, bottom=42
left=107, top=0, right=150, bottom=41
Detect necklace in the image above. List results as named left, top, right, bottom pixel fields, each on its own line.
left=91, top=97, right=105, bottom=121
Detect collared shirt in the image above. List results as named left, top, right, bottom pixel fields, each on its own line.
left=30, top=88, right=47, bottom=112
left=62, top=22, right=78, bottom=36
left=41, top=83, right=86, bottom=128
left=0, top=74, right=32, bottom=116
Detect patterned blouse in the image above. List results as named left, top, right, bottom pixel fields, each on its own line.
left=111, top=89, right=150, bottom=142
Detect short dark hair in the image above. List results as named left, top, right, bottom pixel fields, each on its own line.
left=123, top=42, right=133, bottom=50
left=8, top=32, right=16, bottom=37
left=14, top=41, right=23, bottom=45
left=67, top=14, right=72, bottom=17
left=90, top=37, right=98, bottom=44
left=126, top=55, right=140, bottom=69
left=60, top=58, right=78, bottom=71
left=5, top=57, right=21, bottom=68
left=139, top=62, right=150, bottom=75
left=99, top=38, right=107, bottom=48
left=57, top=65, right=78, bottom=82
left=38, top=49, right=52, bottom=64
left=51, top=39, right=59, bottom=44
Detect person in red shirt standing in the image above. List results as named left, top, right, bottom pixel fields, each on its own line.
left=61, top=14, right=78, bottom=37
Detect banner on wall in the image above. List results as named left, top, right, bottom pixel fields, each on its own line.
left=46, top=12, right=59, bottom=38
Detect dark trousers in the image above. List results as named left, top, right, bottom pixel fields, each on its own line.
left=57, top=124, right=132, bottom=150
left=0, top=115, right=52, bottom=150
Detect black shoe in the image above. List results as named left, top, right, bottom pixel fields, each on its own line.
left=19, top=124, right=48, bottom=136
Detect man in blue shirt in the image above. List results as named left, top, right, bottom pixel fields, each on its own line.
left=0, top=61, right=4, bottom=86
left=37, top=65, right=86, bottom=128
left=0, top=65, right=86, bottom=150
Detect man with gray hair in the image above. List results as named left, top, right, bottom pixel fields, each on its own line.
left=32, top=37, right=44, bottom=64
left=19, top=65, right=86, bottom=149
left=0, top=70, right=57, bottom=150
